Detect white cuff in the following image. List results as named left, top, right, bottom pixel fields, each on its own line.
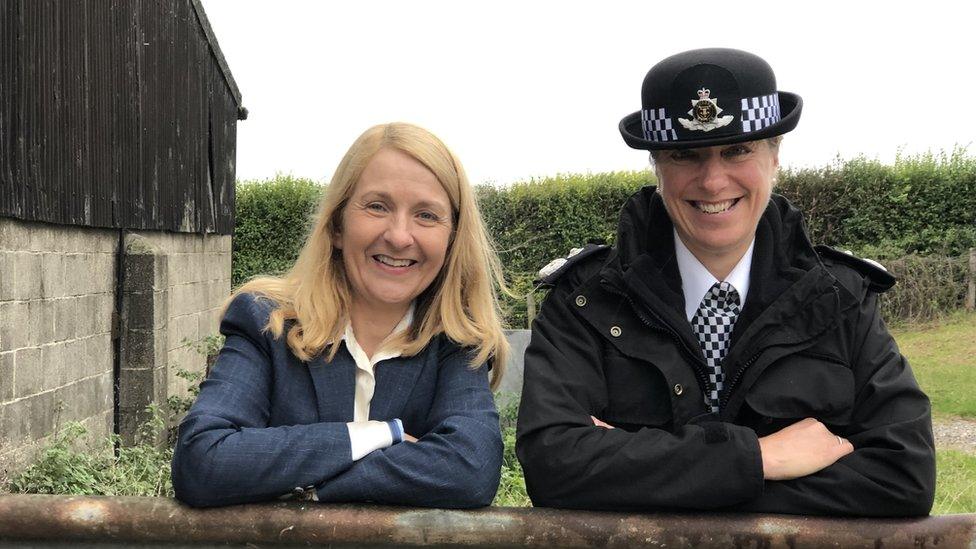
left=347, top=420, right=394, bottom=460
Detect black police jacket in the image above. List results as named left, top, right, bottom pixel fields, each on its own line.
left=515, top=187, right=935, bottom=516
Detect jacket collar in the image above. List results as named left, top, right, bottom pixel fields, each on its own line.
left=305, top=339, right=426, bottom=423
left=597, top=187, right=861, bottom=414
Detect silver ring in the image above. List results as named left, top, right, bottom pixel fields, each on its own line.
left=836, top=435, right=843, bottom=445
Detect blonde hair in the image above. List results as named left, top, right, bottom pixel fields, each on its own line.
left=233, top=123, right=509, bottom=389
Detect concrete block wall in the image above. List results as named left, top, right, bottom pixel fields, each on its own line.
left=0, top=218, right=116, bottom=476
left=129, top=231, right=231, bottom=407
left=0, top=218, right=232, bottom=476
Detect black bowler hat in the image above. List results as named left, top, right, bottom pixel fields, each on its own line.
left=619, top=48, right=802, bottom=150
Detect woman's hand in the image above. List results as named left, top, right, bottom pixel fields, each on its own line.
left=403, top=433, right=418, bottom=443
left=591, top=416, right=615, bottom=429
left=758, top=417, right=853, bottom=480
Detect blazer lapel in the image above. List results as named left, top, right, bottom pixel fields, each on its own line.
left=306, top=345, right=357, bottom=422
left=369, top=354, right=425, bottom=421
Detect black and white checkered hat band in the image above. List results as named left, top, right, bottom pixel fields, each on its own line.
left=740, top=94, right=780, bottom=132
left=641, top=108, right=677, bottom=142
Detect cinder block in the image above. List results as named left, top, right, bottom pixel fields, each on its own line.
left=85, top=334, right=113, bottom=378
left=27, top=299, right=56, bottom=347
left=92, top=293, right=115, bottom=335
left=26, top=391, right=57, bottom=440
left=0, top=300, right=30, bottom=352
left=153, top=364, right=168, bottom=403
left=72, top=227, right=107, bottom=254
left=0, top=218, right=31, bottom=251
left=0, top=252, right=42, bottom=301
left=40, top=343, right=64, bottom=391
left=60, top=338, right=87, bottom=385
left=168, top=313, right=196, bottom=351
left=0, top=351, right=13, bottom=402
left=72, top=294, right=97, bottom=338
left=220, top=252, right=232, bottom=278
left=118, top=367, right=152, bottom=409
left=153, top=289, right=169, bottom=329
left=197, top=308, right=219, bottom=340
left=124, top=253, right=156, bottom=294
left=121, top=327, right=154, bottom=369
left=0, top=397, right=31, bottom=442
left=167, top=346, right=195, bottom=377
left=39, top=253, right=65, bottom=299
left=26, top=223, right=56, bottom=253
left=63, top=254, right=97, bottom=296
left=91, top=254, right=116, bottom=294
left=123, top=290, right=155, bottom=331
left=154, top=254, right=169, bottom=289
left=53, top=298, right=77, bottom=342
left=168, top=284, right=194, bottom=318
left=13, top=347, right=43, bottom=398
left=94, top=231, right=119, bottom=254
left=55, top=374, right=110, bottom=422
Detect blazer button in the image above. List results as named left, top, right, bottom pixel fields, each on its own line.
left=575, top=295, right=587, bottom=307
left=673, top=383, right=684, bottom=396
left=609, top=326, right=622, bottom=337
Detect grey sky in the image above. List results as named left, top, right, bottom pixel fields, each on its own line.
left=200, top=1, right=974, bottom=186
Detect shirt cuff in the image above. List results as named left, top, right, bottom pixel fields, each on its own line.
left=347, top=420, right=395, bottom=461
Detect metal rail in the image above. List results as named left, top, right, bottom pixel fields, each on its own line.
left=1, top=494, right=974, bottom=548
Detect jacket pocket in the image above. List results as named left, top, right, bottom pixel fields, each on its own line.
left=601, top=350, right=673, bottom=430
left=744, top=354, right=854, bottom=425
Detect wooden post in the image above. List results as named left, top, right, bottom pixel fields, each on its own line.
left=526, top=292, right=537, bottom=328
left=966, top=247, right=976, bottom=311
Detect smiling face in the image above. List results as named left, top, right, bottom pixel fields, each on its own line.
left=335, top=147, right=454, bottom=319
left=655, top=140, right=779, bottom=264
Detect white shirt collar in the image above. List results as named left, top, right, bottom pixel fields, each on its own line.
left=674, top=230, right=754, bottom=322
left=341, top=303, right=415, bottom=366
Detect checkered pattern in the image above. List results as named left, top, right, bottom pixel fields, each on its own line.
left=641, top=107, right=678, bottom=142
left=740, top=94, right=780, bottom=132
left=691, top=282, right=741, bottom=412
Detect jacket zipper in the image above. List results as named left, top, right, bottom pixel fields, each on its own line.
left=601, top=281, right=712, bottom=405
left=719, top=349, right=762, bottom=412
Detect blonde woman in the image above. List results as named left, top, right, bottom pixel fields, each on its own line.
left=172, top=123, right=508, bottom=508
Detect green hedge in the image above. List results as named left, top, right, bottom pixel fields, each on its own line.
left=777, top=149, right=976, bottom=259
left=233, top=175, right=322, bottom=286
left=232, top=152, right=976, bottom=325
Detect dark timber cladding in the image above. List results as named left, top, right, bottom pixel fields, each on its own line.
left=0, top=0, right=246, bottom=234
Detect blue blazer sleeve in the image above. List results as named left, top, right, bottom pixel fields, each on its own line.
left=171, top=293, right=356, bottom=507
left=313, top=344, right=503, bottom=508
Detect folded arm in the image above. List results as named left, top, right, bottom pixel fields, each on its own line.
left=515, top=281, right=765, bottom=511
left=734, top=293, right=936, bottom=516
left=314, top=346, right=503, bottom=508
left=171, top=294, right=359, bottom=507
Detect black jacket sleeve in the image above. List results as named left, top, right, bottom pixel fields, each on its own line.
left=732, top=287, right=936, bottom=517
left=515, top=267, right=766, bottom=511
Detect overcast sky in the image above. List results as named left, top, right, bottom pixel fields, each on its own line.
left=200, top=1, right=974, bottom=187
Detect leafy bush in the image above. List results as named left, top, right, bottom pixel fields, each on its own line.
left=7, top=408, right=173, bottom=497
left=493, top=394, right=530, bottom=507
left=232, top=153, right=976, bottom=326
left=233, top=175, right=323, bottom=286
left=778, top=149, right=976, bottom=257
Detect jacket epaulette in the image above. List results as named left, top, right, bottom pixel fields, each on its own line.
left=534, top=244, right=611, bottom=287
left=815, top=245, right=896, bottom=293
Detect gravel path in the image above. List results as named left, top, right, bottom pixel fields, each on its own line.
left=934, top=417, right=976, bottom=454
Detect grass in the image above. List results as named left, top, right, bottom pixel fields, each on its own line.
left=934, top=449, right=976, bottom=515
left=893, top=311, right=976, bottom=419
left=893, top=311, right=976, bottom=514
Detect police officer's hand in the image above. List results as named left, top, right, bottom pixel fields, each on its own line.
left=758, top=417, right=853, bottom=480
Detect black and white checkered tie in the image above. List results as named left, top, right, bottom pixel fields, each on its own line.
left=691, top=282, right=741, bottom=413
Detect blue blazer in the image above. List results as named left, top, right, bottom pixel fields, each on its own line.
left=171, top=293, right=503, bottom=508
